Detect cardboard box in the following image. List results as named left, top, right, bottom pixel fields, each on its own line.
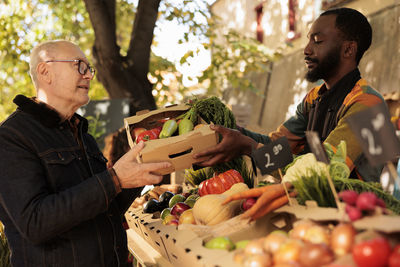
left=125, top=206, right=153, bottom=238
left=139, top=215, right=170, bottom=259
left=124, top=104, right=218, bottom=175
left=160, top=212, right=294, bottom=267
left=275, top=198, right=400, bottom=233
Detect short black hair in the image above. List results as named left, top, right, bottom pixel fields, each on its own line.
left=320, top=8, right=372, bottom=64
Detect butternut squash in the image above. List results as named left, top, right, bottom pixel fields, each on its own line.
left=192, top=182, right=249, bottom=225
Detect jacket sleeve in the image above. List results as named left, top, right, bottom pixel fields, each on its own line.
left=324, top=88, right=384, bottom=181
left=0, top=126, right=120, bottom=244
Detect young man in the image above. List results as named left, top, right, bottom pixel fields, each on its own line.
left=0, top=40, right=171, bottom=266
left=195, top=8, right=384, bottom=182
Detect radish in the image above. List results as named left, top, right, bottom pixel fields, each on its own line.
left=338, top=190, right=358, bottom=205
left=345, top=204, right=362, bottom=221
left=242, top=197, right=257, bottom=211
left=356, top=192, right=377, bottom=211
left=376, top=198, right=386, bottom=209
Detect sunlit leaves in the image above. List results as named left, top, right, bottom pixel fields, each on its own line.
left=0, top=0, right=212, bottom=120
left=0, top=0, right=283, bottom=122
left=0, top=0, right=108, bottom=121
left=199, top=28, right=283, bottom=97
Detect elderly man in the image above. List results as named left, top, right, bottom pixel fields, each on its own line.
left=0, top=40, right=171, bottom=266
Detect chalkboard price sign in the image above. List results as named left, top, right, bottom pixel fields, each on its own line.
left=347, top=103, right=400, bottom=166
left=252, top=137, right=293, bottom=175
left=305, top=131, right=330, bottom=164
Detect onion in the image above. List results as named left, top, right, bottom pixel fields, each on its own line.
left=274, top=262, right=301, bottom=267
left=244, top=238, right=266, bottom=255
left=289, top=219, right=315, bottom=240
left=331, top=223, right=356, bottom=256
left=263, top=230, right=288, bottom=253
left=303, top=225, right=330, bottom=245
left=299, top=243, right=334, bottom=267
left=233, top=250, right=246, bottom=264
left=243, top=253, right=272, bottom=267
left=273, top=239, right=303, bottom=264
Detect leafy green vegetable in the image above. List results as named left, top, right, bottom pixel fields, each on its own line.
left=182, top=97, right=254, bottom=187
left=291, top=168, right=400, bottom=214
left=184, top=167, right=214, bottom=186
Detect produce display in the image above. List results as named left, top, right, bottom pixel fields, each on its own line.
left=125, top=99, right=400, bottom=267
left=192, top=182, right=249, bottom=225
left=202, top=220, right=399, bottom=267
left=182, top=97, right=254, bottom=188
left=283, top=141, right=400, bottom=214
left=129, top=184, right=182, bottom=209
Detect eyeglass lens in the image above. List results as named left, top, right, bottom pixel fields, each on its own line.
left=78, top=60, right=94, bottom=76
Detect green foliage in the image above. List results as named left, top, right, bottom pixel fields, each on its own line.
left=0, top=221, right=11, bottom=267
left=86, top=113, right=107, bottom=142
left=0, top=0, right=107, bottom=121
left=198, top=28, right=283, bottom=97
left=0, top=0, right=283, bottom=122
left=292, top=168, right=400, bottom=214
left=0, top=0, right=214, bottom=119
left=182, top=96, right=254, bottom=187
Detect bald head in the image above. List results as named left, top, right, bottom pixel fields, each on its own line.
left=29, top=40, right=79, bottom=88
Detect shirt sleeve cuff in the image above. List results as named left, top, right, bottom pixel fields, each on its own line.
left=108, top=167, right=122, bottom=194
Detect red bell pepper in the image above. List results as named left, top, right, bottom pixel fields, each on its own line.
left=136, top=127, right=161, bottom=143
left=198, top=169, right=244, bottom=196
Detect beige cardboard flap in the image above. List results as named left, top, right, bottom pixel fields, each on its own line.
left=138, top=125, right=218, bottom=175
left=276, top=198, right=400, bottom=233
left=125, top=104, right=189, bottom=126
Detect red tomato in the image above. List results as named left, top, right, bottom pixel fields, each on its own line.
left=352, top=237, right=391, bottom=267
left=198, top=169, right=244, bottom=196
left=389, top=244, right=400, bottom=267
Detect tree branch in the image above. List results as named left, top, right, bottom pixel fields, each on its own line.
left=83, top=0, right=118, bottom=58
left=127, top=0, right=161, bottom=79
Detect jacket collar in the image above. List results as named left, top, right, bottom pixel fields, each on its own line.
left=13, top=94, right=88, bottom=132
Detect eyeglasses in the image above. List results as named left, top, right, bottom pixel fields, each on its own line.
left=45, top=59, right=96, bottom=78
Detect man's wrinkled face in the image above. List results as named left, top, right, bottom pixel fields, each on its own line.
left=304, top=15, right=344, bottom=82
left=47, top=42, right=92, bottom=108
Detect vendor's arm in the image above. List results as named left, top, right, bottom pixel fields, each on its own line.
left=240, top=97, right=311, bottom=154
left=193, top=125, right=259, bottom=166
left=194, top=98, right=310, bottom=166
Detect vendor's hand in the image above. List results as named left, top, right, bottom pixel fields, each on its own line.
left=193, top=125, right=258, bottom=166
left=221, top=183, right=296, bottom=221
left=112, top=141, right=171, bottom=188
left=242, top=190, right=297, bottom=221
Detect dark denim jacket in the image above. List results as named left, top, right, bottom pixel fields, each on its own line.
left=0, top=95, right=141, bottom=267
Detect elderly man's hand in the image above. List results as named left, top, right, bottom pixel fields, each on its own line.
left=112, top=141, right=171, bottom=188
left=193, top=125, right=258, bottom=166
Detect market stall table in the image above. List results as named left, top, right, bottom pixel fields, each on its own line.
left=127, top=229, right=173, bottom=267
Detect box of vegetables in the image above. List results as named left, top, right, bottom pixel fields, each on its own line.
left=124, top=103, right=218, bottom=175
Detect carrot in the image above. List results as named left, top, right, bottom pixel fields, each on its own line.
left=221, top=183, right=292, bottom=205
left=239, top=184, right=287, bottom=219
left=243, top=191, right=297, bottom=220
